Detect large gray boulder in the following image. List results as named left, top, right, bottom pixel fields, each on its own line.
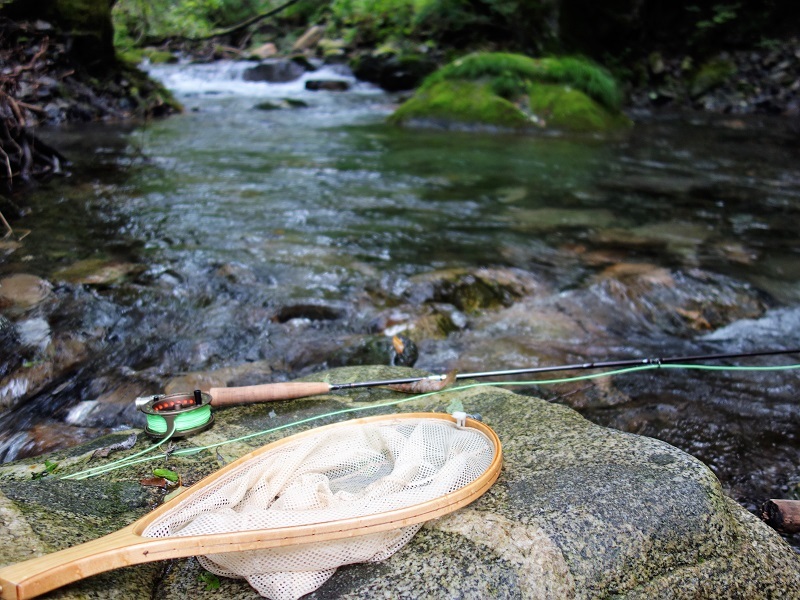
left=0, top=365, right=798, bottom=599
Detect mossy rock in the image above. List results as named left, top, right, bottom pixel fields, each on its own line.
left=528, top=83, right=632, bottom=131
left=52, top=258, right=143, bottom=286
left=388, top=80, right=535, bottom=131
left=117, top=47, right=145, bottom=65
left=389, top=52, right=631, bottom=133
left=140, top=47, right=178, bottom=65
left=1, top=366, right=799, bottom=598
left=689, top=58, right=736, bottom=98
left=253, top=98, right=309, bottom=111
left=118, top=47, right=176, bottom=66
left=351, top=50, right=438, bottom=92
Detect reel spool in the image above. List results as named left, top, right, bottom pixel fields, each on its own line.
left=139, top=390, right=214, bottom=438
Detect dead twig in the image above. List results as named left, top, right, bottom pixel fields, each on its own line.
left=0, top=207, right=14, bottom=237
left=12, top=38, right=49, bottom=77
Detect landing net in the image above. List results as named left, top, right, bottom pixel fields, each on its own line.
left=142, top=415, right=498, bottom=599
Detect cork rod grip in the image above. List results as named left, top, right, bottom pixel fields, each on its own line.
left=208, top=381, right=332, bottom=407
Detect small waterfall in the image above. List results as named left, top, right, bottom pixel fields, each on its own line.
left=145, top=59, right=381, bottom=98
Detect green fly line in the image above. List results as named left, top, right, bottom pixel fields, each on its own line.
left=61, top=362, right=800, bottom=480
left=144, top=404, right=212, bottom=435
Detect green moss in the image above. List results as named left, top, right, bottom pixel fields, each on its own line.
left=117, top=47, right=145, bottom=65
left=141, top=48, right=178, bottom=64
left=528, top=83, right=631, bottom=132
left=120, top=63, right=183, bottom=116
left=422, top=52, right=623, bottom=112
left=689, top=58, right=736, bottom=98
left=388, top=80, right=533, bottom=130
left=389, top=53, right=631, bottom=133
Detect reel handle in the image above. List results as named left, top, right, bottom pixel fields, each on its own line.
left=208, top=381, right=332, bottom=407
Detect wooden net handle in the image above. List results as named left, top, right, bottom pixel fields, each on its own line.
left=0, top=414, right=500, bottom=600
left=0, top=524, right=149, bottom=600
left=208, top=381, right=331, bottom=407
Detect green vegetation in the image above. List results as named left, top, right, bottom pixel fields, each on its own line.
left=391, top=52, right=629, bottom=132
left=153, top=467, right=180, bottom=482
left=688, top=3, right=740, bottom=32
left=199, top=571, right=222, bottom=591
left=389, top=79, right=533, bottom=129
left=114, top=0, right=260, bottom=44
left=31, top=459, right=60, bottom=479
left=111, top=0, right=555, bottom=55
left=689, top=57, right=736, bottom=97
left=527, top=84, right=630, bottom=131
left=422, top=52, right=622, bottom=112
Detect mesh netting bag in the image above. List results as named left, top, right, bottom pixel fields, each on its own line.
left=142, top=415, right=498, bottom=600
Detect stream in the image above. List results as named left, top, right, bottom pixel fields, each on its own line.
left=1, top=60, right=798, bottom=532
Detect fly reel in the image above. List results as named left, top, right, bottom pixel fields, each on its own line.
left=138, top=390, right=214, bottom=439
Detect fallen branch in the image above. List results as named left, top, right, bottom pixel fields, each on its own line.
left=761, top=499, right=800, bottom=534
left=0, top=208, right=13, bottom=237
left=144, top=0, right=304, bottom=46
left=12, top=38, right=49, bottom=77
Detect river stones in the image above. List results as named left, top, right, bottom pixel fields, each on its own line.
left=402, top=267, right=545, bottom=313
left=242, top=59, right=309, bottom=83
left=52, top=258, right=142, bottom=286
left=508, top=207, right=619, bottom=233
left=305, top=79, right=350, bottom=91
left=0, top=365, right=797, bottom=598
left=0, top=334, right=89, bottom=415
left=0, top=274, right=52, bottom=313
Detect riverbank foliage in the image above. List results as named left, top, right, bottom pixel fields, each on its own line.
left=112, top=0, right=555, bottom=54
left=111, top=0, right=800, bottom=58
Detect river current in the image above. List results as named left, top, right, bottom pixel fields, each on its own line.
left=1, top=61, right=798, bottom=531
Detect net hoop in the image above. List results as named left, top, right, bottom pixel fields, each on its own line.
left=136, top=412, right=502, bottom=548
left=0, top=413, right=501, bottom=600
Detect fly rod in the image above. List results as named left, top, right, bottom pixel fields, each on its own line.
left=135, top=347, right=800, bottom=421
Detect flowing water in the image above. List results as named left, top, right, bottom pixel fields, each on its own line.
left=1, top=61, right=799, bottom=530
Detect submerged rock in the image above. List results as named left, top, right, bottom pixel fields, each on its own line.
left=350, top=50, right=438, bottom=92
left=0, top=366, right=797, bottom=598
left=52, top=258, right=143, bottom=286
left=401, top=267, right=545, bottom=314
left=305, top=79, right=350, bottom=92
left=242, top=59, right=310, bottom=83
left=0, top=274, right=52, bottom=313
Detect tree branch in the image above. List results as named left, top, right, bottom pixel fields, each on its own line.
left=145, top=0, right=306, bottom=46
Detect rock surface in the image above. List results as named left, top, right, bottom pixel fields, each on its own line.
left=389, top=53, right=631, bottom=133
left=0, top=365, right=798, bottom=599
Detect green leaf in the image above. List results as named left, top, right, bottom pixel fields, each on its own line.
left=446, top=397, right=464, bottom=414
left=199, top=571, right=221, bottom=591
left=31, top=459, right=60, bottom=479
left=153, top=468, right=179, bottom=482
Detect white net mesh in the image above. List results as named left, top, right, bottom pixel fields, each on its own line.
left=142, top=416, right=497, bottom=600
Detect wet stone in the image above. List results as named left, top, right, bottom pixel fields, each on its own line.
left=0, top=274, right=52, bottom=313
left=305, top=80, right=351, bottom=92
left=243, top=59, right=308, bottom=83
left=404, top=267, right=544, bottom=313
left=52, top=258, right=143, bottom=286
left=0, top=366, right=797, bottom=599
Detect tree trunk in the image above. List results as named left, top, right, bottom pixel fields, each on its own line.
left=2, top=0, right=116, bottom=73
